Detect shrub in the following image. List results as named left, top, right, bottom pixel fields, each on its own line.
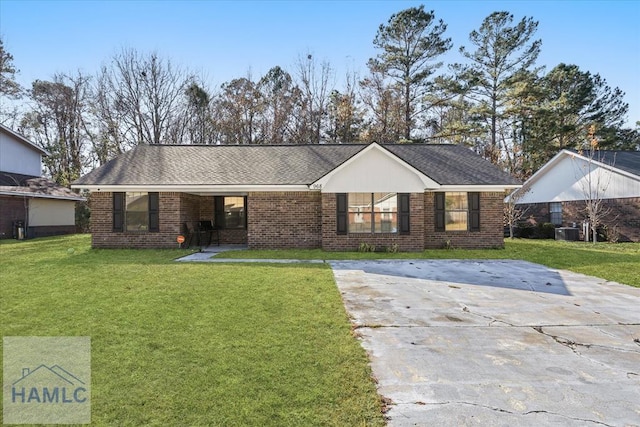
left=515, top=223, right=535, bottom=238
left=537, top=222, right=556, bottom=239
left=358, top=242, right=376, bottom=252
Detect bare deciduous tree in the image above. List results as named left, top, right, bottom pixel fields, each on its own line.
left=326, top=70, right=362, bottom=144
left=575, top=125, right=615, bottom=243
left=359, top=66, right=404, bottom=143
left=257, top=66, right=299, bottom=144
left=293, top=53, right=333, bottom=143
left=20, top=72, right=91, bottom=186
left=214, top=74, right=263, bottom=145
left=183, top=81, right=215, bottom=145
left=503, top=186, right=530, bottom=239
left=95, top=48, right=191, bottom=149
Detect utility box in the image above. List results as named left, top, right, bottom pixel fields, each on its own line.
left=13, top=220, right=25, bottom=240
left=555, top=227, right=579, bottom=241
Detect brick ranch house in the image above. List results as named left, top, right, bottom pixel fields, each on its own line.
left=72, top=142, right=521, bottom=250
left=513, top=149, right=640, bottom=242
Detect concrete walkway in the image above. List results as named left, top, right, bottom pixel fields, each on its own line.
left=330, top=260, right=640, bottom=426
left=175, top=245, right=324, bottom=263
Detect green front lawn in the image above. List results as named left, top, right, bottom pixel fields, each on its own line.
left=218, top=239, right=640, bottom=288
left=0, top=235, right=385, bottom=426
left=2, top=235, right=637, bottom=425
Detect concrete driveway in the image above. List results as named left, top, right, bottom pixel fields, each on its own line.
left=330, top=260, right=640, bottom=426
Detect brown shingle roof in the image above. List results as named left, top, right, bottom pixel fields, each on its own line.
left=73, top=143, right=520, bottom=187
left=0, top=172, right=84, bottom=201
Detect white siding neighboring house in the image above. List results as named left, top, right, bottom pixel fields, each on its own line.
left=513, top=149, right=640, bottom=242
left=0, top=124, right=84, bottom=239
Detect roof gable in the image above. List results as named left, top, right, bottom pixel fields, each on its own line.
left=312, top=143, right=438, bottom=192
left=516, top=150, right=640, bottom=203
left=0, top=124, right=49, bottom=156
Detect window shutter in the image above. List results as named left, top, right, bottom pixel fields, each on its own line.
left=214, top=197, right=225, bottom=228
left=434, top=192, right=445, bottom=231
left=469, top=192, right=480, bottom=231
left=336, top=193, right=348, bottom=235
left=113, top=192, right=125, bottom=232
left=398, top=193, right=410, bottom=234
left=242, top=196, right=248, bottom=229
left=148, top=192, right=160, bottom=232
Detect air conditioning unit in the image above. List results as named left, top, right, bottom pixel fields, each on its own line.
left=555, top=227, right=580, bottom=241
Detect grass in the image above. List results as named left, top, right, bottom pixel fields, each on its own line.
left=0, top=235, right=385, bottom=426
left=2, top=235, right=637, bottom=425
left=217, top=239, right=640, bottom=288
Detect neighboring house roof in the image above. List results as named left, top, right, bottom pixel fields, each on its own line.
left=592, top=150, right=640, bottom=176
left=0, top=172, right=85, bottom=201
left=512, top=149, right=640, bottom=204
left=0, top=123, right=50, bottom=156
left=72, top=143, right=520, bottom=191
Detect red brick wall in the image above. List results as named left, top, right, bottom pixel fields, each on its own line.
left=199, top=196, right=214, bottom=221
left=0, top=196, right=27, bottom=239
left=91, top=192, right=184, bottom=248
left=216, top=229, right=247, bottom=245
left=247, top=192, right=321, bottom=249
left=89, top=190, right=510, bottom=249
left=180, top=193, right=201, bottom=225
left=523, top=203, right=550, bottom=225
left=91, top=192, right=250, bottom=248
left=520, top=198, right=640, bottom=242
left=424, top=192, right=505, bottom=249
left=321, top=193, right=425, bottom=251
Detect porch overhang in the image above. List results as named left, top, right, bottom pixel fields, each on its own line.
left=70, top=184, right=311, bottom=193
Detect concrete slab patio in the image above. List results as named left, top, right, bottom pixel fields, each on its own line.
left=330, top=260, right=640, bottom=426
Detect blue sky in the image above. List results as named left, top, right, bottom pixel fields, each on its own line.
left=1, top=0, right=638, bottom=127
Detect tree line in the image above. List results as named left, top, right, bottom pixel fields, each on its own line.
left=1, top=5, right=638, bottom=188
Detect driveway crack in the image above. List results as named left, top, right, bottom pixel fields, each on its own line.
left=532, top=326, right=640, bottom=355
left=461, top=305, right=515, bottom=326
left=532, top=326, right=589, bottom=354
left=395, top=400, right=515, bottom=414
left=394, top=401, right=616, bottom=426
left=523, top=410, right=615, bottom=426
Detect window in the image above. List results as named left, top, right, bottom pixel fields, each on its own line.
left=445, top=192, right=468, bottom=231
left=549, top=202, right=562, bottom=225
left=125, top=193, right=149, bottom=231
left=334, top=192, right=411, bottom=234
left=435, top=192, right=480, bottom=232
left=113, top=192, right=159, bottom=232
left=348, top=193, right=398, bottom=233
left=214, top=196, right=246, bottom=229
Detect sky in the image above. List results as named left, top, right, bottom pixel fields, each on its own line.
left=1, top=0, right=639, bottom=127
